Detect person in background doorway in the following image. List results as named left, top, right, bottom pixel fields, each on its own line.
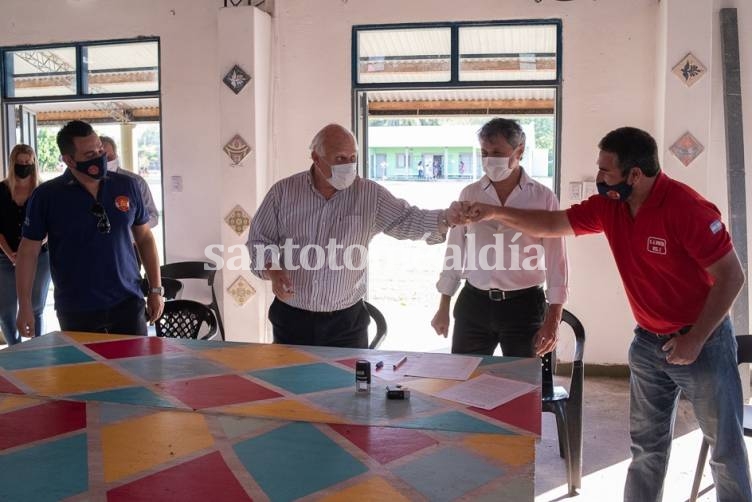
left=0, top=145, right=51, bottom=345
left=100, top=136, right=159, bottom=228
left=431, top=118, right=568, bottom=358
left=15, top=121, right=163, bottom=337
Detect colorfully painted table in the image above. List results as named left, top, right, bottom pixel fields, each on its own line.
left=0, top=332, right=540, bottom=501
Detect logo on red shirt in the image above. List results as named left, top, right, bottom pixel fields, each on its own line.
left=115, top=196, right=130, bottom=212
left=647, top=237, right=667, bottom=255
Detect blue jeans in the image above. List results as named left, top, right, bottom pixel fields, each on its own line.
left=625, top=317, right=752, bottom=502
left=0, top=251, right=51, bottom=345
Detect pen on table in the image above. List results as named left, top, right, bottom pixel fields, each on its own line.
left=375, top=361, right=384, bottom=370
left=393, top=356, right=408, bottom=371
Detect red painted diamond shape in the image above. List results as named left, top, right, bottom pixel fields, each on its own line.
left=158, top=374, right=282, bottom=409
left=329, top=424, right=438, bottom=464
left=107, top=451, right=252, bottom=501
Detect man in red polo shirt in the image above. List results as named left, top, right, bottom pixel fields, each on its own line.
left=463, top=127, right=750, bottom=502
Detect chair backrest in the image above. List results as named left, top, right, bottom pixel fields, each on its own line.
left=162, top=277, right=184, bottom=300
left=160, top=261, right=225, bottom=339
left=160, top=261, right=216, bottom=285
left=542, top=308, right=586, bottom=399
left=736, top=335, right=752, bottom=365
left=364, top=301, right=388, bottom=350
left=155, top=299, right=218, bottom=340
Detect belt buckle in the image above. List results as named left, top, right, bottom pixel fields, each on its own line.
left=488, top=289, right=505, bottom=301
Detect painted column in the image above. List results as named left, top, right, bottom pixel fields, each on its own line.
left=217, top=6, right=272, bottom=342
left=655, top=0, right=713, bottom=193
left=119, top=122, right=136, bottom=173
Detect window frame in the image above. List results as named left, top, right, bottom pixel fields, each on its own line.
left=351, top=20, right=563, bottom=196
left=1, top=37, right=161, bottom=102
left=352, top=20, right=562, bottom=89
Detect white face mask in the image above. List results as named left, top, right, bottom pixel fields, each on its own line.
left=326, top=162, right=357, bottom=190
left=106, top=158, right=120, bottom=172
left=482, top=156, right=514, bottom=182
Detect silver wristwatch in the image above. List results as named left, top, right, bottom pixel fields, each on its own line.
left=149, top=286, right=165, bottom=296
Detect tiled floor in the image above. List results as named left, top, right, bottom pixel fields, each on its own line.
left=535, top=376, right=752, bottom=502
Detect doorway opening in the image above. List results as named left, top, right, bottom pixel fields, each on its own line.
left=359, top=89, right=557, bottom=352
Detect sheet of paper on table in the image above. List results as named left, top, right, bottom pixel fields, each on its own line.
left=397, top=353, right=483, bottom=381
left=434, top=373, right=537, bottom=410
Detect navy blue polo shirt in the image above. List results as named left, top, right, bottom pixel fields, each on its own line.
left=23, top=169, right=149, bottom=313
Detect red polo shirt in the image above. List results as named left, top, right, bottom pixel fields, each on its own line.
left=566, top=172, right=733, bottom=334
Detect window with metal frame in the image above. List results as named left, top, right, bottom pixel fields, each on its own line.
left=2, top=39, right=160, bottom=100
left=353, top=21, right=561, bottom=87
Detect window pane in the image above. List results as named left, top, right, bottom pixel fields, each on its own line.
left=6, top=47, right=77, bottom=98
left=357, top=28, right=451, bottom=84
left=84, top=41, right=159, bottom=94
left=459, top=25, right=557, bottom=81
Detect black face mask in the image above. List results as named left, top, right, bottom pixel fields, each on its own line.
left=14, top=163, right=33, bottom=179
left=73, top=153, right=108, bottom=180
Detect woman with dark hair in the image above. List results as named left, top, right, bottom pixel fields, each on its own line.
left=0, top=144, right=51, bottom=345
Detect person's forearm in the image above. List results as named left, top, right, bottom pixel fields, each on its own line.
left=544, top=303, right=563, bottom=325
left=438, top=294, right=451, bottom=310
left=0, top=235, right=13, bottom=258
left=136, top=232, right=161, bottom=289
left=690, top=269, right=744, bottom=343
left=15, top=240, right=39, bottom=309
left=489, top=207, right=573, bottom=238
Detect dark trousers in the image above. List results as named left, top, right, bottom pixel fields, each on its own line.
left=57, top=296, right=147, bottom=336
left=269, top=298, right=370, bottom=348
left=451, top=283, right=546, bottom=356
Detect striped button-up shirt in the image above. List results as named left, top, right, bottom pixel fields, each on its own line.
left=248, top=168, right=446, bottom=312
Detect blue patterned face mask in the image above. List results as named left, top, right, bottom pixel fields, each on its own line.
left=597, top=180, right=633, bottom=201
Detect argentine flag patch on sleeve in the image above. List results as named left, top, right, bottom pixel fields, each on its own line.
left=710, top=219, right=723, bottom=234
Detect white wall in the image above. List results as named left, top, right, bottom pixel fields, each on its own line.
left=0, top=0, right=223, bottom=267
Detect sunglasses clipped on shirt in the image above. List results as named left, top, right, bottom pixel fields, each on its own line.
left=90, top=202, right=111, bottom=234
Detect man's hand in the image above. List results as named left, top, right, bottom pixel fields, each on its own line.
left=431, top=307, right=450, bottom=338
left=444, top=201, right=465, bottom=227
left=16, top=307, right=34, bottom=339
left=533, top=319, right=559, bottom=356
left=146, top=293, right=165, bottom=324
left=5, top=252, right=16, bottom=266
left=269, top=269, right=294, bottom=300
left=662, top=332, right=705, bottom=365
left=465, top=202, right=500, bottom=223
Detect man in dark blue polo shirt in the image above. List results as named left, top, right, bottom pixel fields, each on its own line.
left=15, top=120, right=164, bottom=336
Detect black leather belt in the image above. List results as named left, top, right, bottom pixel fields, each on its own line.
left=653, top=325, right=692, bottom=338
left=464, top=282, right=542, bottom=301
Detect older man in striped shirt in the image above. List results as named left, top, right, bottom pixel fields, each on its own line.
left=247, top=123, right=462, bottom=348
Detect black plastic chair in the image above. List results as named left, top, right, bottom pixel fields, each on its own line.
left=160, top=261, right=225, bottom=340
left=365, top=301, right=387, bottom=350
left=542, top=308, right=586, bottom=496
left=140, top=277, right=183, bottom=300
left=689, top=334, right=752, bottom=501
left=155, top=300, right=218, bottom=340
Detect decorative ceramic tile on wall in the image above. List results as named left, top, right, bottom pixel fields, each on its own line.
left=227, top=276, right=256, bottom=307
left=672, top=53, right=706, bottom=87
left=223, top=135, right=251, bottom=165
left=670, top=132, right=704, bottom=167
left=222, top=65, right=251, bottom=94
left=224, top=205, right=252, bottom=236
